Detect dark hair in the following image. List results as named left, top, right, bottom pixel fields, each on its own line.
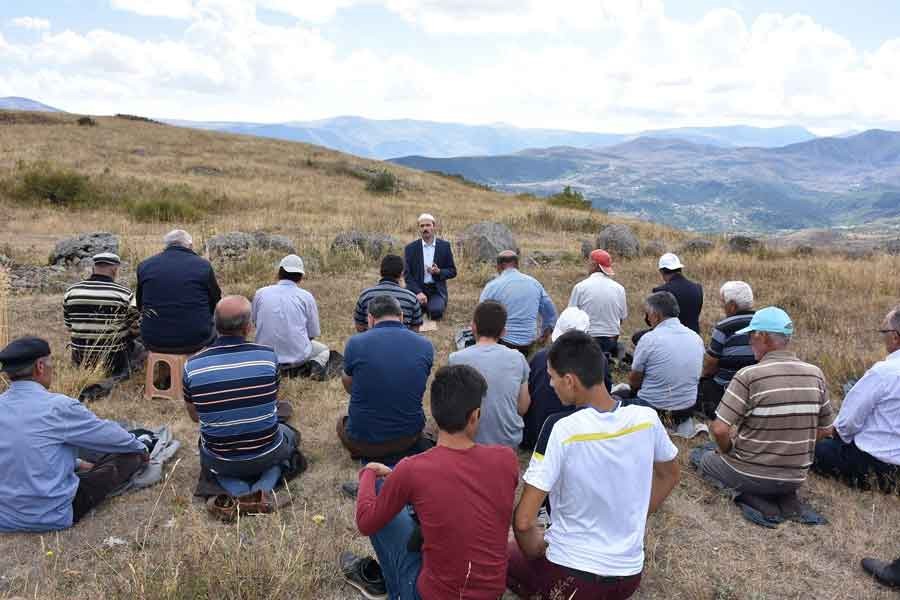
left=278, top=267, right=303, bottom=282
left=547, top=330, right=606, bottom=389
left=380, top=254, right=405, bottom=280
left=645, top=291, right=680, bottom=318
left=659, top=267, right=682, bottom=275
left=368, top=294, right=403, bottom=319
left=496, top=253, right=519, bottom=268
left=430, top=364, right=487, bottom=433
left=473, top=300, right=506, bottom=339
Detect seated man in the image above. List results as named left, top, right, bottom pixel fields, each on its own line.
left=338, top=295, right=434, bottom=461
left=521, top=306, right=595, bottom=451
left=814, top=305, right=900, bottom=491
left=696, top=307, right=833, bottom=515
left=404, top=213, right=457, bottom=321
left=183, top=296, right=298, bottom=503
left=354, top=254, right=423, bottom=332
left=618, top=292, right=704, bottom=428
left=448, top=300, right=530, bottom=448
left=0, top=337, right=148, bottom=532
left=252, top=254, right=329, bottom=379
left=654, top=252, right=703, bottom=334
left=346, top=364, right=519, bottom=600
left=63, top=252, right=141, bottom=378
left=137, top=229, right=221, bottom=353
left=479, top=250, right=557, bottom=356
left=699, top=281, right=756, bottom=418
left=508, top=331, right=680, bottom=600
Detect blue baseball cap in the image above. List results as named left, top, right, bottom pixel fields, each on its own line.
left=736, top=306, right=794, bottom=336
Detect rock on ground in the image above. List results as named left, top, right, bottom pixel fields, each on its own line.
left=330, top=231, right=400, bottom=259
left=885, top=240, right=900, bottom=256
left=596, top=224, right=640, bottom=259
left=678, top=238, right=714, bottom=255
left=727, top=235, right=762, bottom=254
left=456, top=222, right=518, bottom=262
left=49, top=232, right=119, bottom=266
left=643, top=239, right=667, bottom=257
left=206, top=231, right=296, bottom=260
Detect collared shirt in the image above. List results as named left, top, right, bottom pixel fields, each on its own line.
left=834, top=348, right=900, bottom=465
left=252, top=280, right=321, bottom=366
left=422, top=239, right=436, bottom=284
left=183, top=336, right=281, bottom=460
left=707, top=311, right=756, bottom=387
left=353, top=278, right=423, bottom=329
left=568, top=272, right=627, bottom=337
left=0, top=381, right=145, bottom=532
left=632, top=318, right=704, bottom=410
left=63, top=274, right=137, bottom=358
left=479, top=268, right=558, bottom=346
left=717, top=350, right=833, bottom=482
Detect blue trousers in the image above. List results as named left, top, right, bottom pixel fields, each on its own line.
left=369, top=479, right=422, bottom=600
left=813, top=437, right=898, bottom=492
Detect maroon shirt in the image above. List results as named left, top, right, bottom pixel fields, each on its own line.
left=356, top=444, right=519, bottom=600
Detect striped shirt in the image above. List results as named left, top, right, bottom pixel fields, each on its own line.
left=716, top=350, right=834, bottom=482
left=63, top=275, right=137, bottom=358
left=354, top=279, right=423, bottom=329
left=707, top=311, right=756, bottom=387
left=183, top=337, right=281, bottom=460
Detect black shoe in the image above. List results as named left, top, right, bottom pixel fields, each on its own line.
left=339, top=551, right=387, bottom=599
left=862, top=557, right=900, bottom=588
left=341, top=481, right=359, bottom=499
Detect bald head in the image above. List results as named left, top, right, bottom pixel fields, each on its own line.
left=215, top=295, right=252, bottom=337
left=496, top=250, right=519, bottom=271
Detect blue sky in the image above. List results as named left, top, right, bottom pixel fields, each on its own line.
left=1, top=1, right=899, bottom=133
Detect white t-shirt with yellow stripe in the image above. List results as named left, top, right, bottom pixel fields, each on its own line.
left=524, top=404, right=678, bottom=577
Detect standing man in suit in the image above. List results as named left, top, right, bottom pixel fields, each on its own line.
left=404, top=213, right=457, bottom=321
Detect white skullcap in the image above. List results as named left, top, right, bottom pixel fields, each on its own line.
left=417, top=213, right=436, bottom=224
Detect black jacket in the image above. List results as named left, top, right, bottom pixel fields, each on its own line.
left=403, top=238, right=457, bottom=300
left=653, top=273, right=703, bottom=334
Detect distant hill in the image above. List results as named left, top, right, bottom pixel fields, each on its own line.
left=0, top=97, right=61, bottom=112
left=636, top=125, right=816, bottom=148
left=390, top=130, right=900, bottom=233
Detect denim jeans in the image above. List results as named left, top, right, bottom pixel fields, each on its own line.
left=200, top=424, right=298, bottom=496
left=369, top=479, right=422, bottom=600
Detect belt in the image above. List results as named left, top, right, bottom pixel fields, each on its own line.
left=563, top=566, right=641, bottom=584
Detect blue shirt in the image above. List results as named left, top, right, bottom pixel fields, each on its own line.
left=344, top=321, right=434, bottom=443
left=0, top=381, right=146, bottom=532
left=252, top=280, right=322, bottom=366
left=632, top=318, right=704, bottom=410
left=479, top=268, right=558, bottom=346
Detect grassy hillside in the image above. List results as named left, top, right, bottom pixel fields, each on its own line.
left=1, top=111, right=899, bottom=599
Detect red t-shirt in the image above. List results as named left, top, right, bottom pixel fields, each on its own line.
left=356, top=444, right=519, bottom=600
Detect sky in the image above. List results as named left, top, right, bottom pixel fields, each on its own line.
left=1, top=1, right=899, bottom=134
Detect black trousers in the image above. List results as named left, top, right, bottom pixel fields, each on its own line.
left=813, top=436, right=898, bottom=492
left=422, top=283, right=446, bottom=320
left=499, top=338, right=534, bottom=359
left=72, top=453, right=144, bottom=523
left=699, top=377, right=725, bottom=420
left=591, top=336, right=616, bottom=392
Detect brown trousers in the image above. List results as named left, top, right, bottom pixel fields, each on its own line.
left=72, top=453, right=144, bottom=523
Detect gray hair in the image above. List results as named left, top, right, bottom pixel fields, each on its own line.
left=720, top=281, right=754, bottom=310
left=368, top=295, right=403, bottom=320
left=5, top=356, right=47, bottom=380
left=767, top=332, right=791, bottom=346
left=215, top=306, right=251, bottom=335
left=163, top=229, right=193, bottom=248
left=645, top=291, right=680, bottom=319
left=888, top=305, right=900, bottom=332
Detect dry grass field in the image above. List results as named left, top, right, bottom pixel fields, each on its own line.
left=0, top=112, right=899, bottom=599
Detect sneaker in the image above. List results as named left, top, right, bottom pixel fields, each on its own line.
left=339, top=551, right=387, bottom=599
left=862, top=557, right=900, bottom=588
left=341, top=481, right=359, bottom=500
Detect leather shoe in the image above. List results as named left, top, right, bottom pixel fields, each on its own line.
left=861, top=557, right=900, bottom=588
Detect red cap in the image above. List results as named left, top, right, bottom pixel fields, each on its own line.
left=589, top=249, right=615, bottom=276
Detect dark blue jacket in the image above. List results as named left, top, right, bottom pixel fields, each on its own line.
left=653, top=273, right=703, bottom=334
left=403, top=238, right=456, bottom=300
left=136, top=246, right=221, bottom=351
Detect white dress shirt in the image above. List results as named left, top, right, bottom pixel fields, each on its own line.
left=568, top=272, right=627, bottom=337
left=834, top=348, right=900, bottom=465
left=422, top=239, right=436, bottom=284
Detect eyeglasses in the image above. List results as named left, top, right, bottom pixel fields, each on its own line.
left=878, top=329, right=900, bottom=335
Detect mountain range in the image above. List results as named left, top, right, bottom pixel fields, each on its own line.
left=0, top=97, right=61, bottom=112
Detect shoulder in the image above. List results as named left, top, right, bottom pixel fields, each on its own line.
left=404, top=240, right=419, bottom=252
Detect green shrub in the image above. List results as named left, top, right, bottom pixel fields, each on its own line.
left=366, top=169, right=399, bottom=194
left=16, top=162, right=92, bottom=205
left=128, top=198, right=198, bottom=222
left=547, top=186, right=591, bottom=210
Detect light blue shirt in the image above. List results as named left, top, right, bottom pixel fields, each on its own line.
left=835, top=348, right=900, bottom=465
left=0, top=380, right=146, bottom=532
left=422, top=239, right=436, bottom=284
left=479, top=268, right=557, bottom=346
left=632, top=318, right=704, bottom=410
left=252, top=280, right=322, bottom=366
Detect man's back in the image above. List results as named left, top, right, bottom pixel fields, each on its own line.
left=353, top=279, right=423, bottom=330
left=835, top=350, right=900, bottom=464
left=633, top=318, right=704, bottom=410
left=480, top=269, right=553, bottom=346
left=523, top=405, right=677, bottom=576
left=63, top=275, right=135, bottom=360
left=654, top=274, right=703, bottom=333
left=344, top=322, right=434, bottom=443
left=569, top=273, right=627, bottom=337
left=448, top=344, right=529, bottom=447
left=708, top=311, right=756, bottom=387
left=252, top=281, right=320, bottom=366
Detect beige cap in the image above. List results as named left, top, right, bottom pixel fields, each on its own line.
left=417, top=213, right=436, bottom=224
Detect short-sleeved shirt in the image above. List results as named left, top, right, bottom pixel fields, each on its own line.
left=716, top=350, right=834, bottom=482
left=448, top=343, right=530, bottom=447
left=524, top=405, right=678, bottom=577
left=344, top=321, right=434, bottom=443
left=252, top=280, right=321, bottom=366
left=707, top=311, right=756, bottom=387
left=632, top=318, right=704, bottom=410
left=568, top=272, right=627, bottom=337
left=353, top=279, right=423, bottom=330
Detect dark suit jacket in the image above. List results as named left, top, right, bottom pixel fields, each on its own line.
left=404, top=238, right=457, bottom=300
left=653, top=273, right=703, bottom=334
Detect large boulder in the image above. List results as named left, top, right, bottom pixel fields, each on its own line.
left=49, top=232, right=119, bottom=266
left=678, top=238, right=714, bottom=255
left=331, top=231, right=400, bottom=259
left=456, top=222, right=518, bottom=262
left=885, top=240, right=900, bottom=256
left=596, top=224, right=640, bottom=259
left=206, top=231, right=295, bottom=260
left=642, top=239, right=667, bottom=257
left=8, top=264, right=71, bottom=294
left=728, top=235, right=762, bottom=254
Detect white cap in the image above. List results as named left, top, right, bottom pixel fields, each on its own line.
left=658, top=252, right=684, bottom=270
left=551, top=307, right=591, bottom=342
left=92, top=252, right=121, bottom=265
left=417, top=213, right=436, bottom=225
left=279, top=254, right=305, bottom=274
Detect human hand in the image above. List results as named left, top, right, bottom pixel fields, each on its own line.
left=429, top=264, right=440, bottom=275
left=416, top=293, right=428, bottom=305
left=363, top=462, right=392, bottom=478
left=76, top=460, right=95, bottom=473
left=141, top=451, right=151, bottom=463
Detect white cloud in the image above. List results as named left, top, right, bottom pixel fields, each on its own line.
left=10, top=17, right=51, bottom=31
left=110, top=0, right=193, bottom=19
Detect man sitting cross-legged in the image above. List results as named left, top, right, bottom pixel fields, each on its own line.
left=0, top=337, right=148, bottom=532
left=508, top=331, right=680, bottom=600
left=183, top=296, right=300, bottom=512
left=343, top=364, right=519, bottom=600
left=354, top=254, right=423, bottom=333
left=448, top=300, right=530, bottom=448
